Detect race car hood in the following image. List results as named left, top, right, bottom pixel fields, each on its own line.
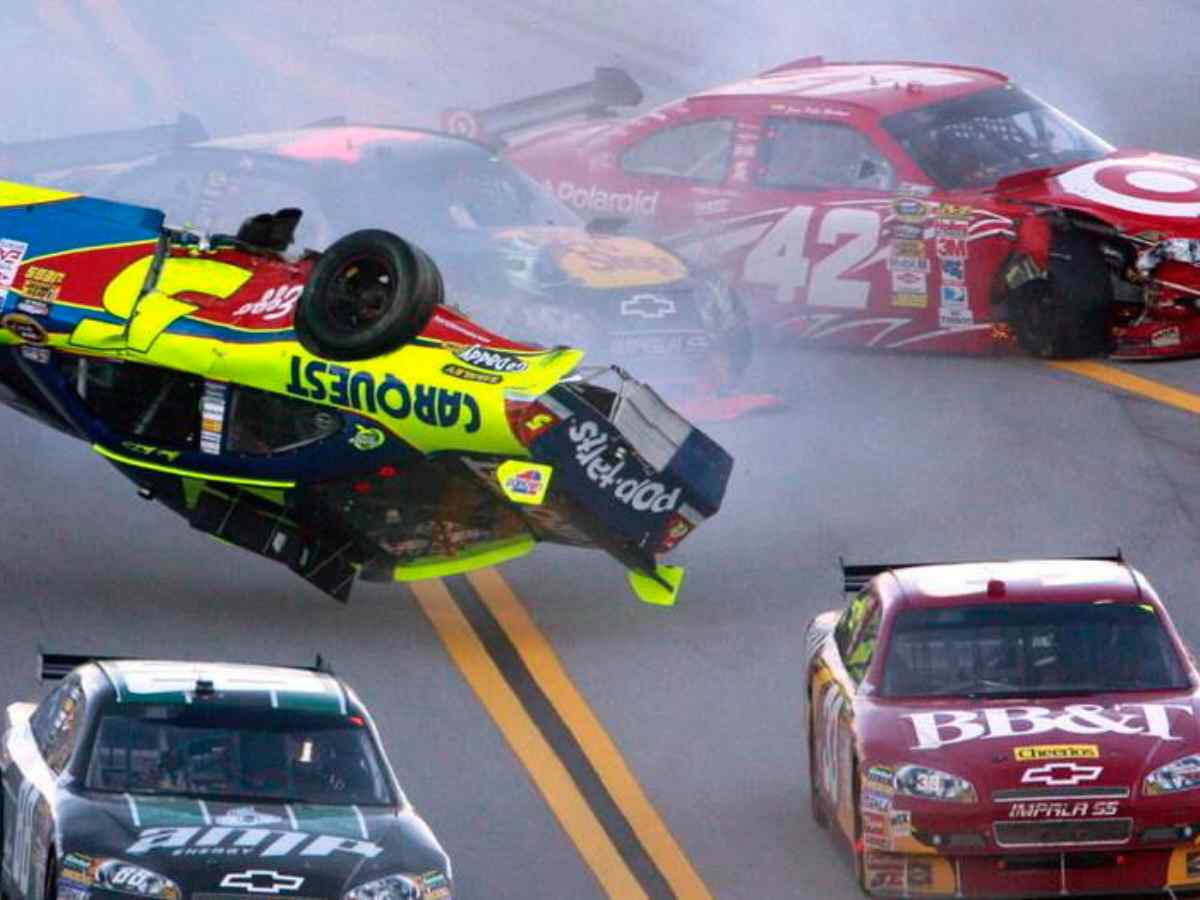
left=858, top=690, right=1200, bottom=798
left=991, top=150, right=1200, bottom=238
left=57, top=792, right=449, bottom=896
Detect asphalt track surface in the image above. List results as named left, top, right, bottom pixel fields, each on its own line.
left=6, top=3, right=1200, bottom=899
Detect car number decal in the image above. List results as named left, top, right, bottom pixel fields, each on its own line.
left=70, top=255, right=253, bottom=353
left=742, top=206, right=883, bottom=308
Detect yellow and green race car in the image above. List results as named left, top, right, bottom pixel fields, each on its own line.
left=0, top=180, right=733, bottom=604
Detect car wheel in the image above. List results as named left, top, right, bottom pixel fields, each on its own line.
left=807, top=707, right=829, bottom=829
left=1012, top=230, right=1113, bottom=358
left=41, top=851, right=56, bottom=900
left=295, top=229, right=443, bottom=361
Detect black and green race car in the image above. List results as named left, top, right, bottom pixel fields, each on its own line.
left=1, top=656, right=451, bottom=900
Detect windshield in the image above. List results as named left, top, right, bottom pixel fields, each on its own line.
left=881, top=601, right=1190, bottom=698
left=883, top=84, right=1113, bottom=190
left=337, top=146, right=582, bottom=238
left=84, top=707, right=394, bottom=806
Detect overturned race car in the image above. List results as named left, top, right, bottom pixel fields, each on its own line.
left=0, top=181, right=733, bottom=605
left=449, top=59, right=1200, bottom=359
left=806, top=557, right=1200, bottom=897
left=1, top=655, right=453, bottom=900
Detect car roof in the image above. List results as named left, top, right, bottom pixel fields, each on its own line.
left=696, top=58, right=1008, bottom=117
left=199, top=124, right=495, bottom=166
left=881, top=559, right=1144, bottom=610
left=92, top=659, right=353, bottom=715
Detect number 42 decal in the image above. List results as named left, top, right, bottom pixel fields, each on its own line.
left=742, top=206, right=883, bottom=309
left=70, top=254, right=253, bottom=353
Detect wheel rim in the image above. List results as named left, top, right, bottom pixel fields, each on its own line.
left=322, top=255, right=398, bottom=334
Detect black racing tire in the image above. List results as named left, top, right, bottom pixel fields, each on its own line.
left=295, top=229, right=443, bottom=361
left=808, top=707, right=830, bottom=829
left=1012, top=230, right=1113, bottom=358
left=42, top=851, right=56, bottom=900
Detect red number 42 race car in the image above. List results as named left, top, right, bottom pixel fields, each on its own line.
left=450, top=58, right=1200, bottom=359
left=806, top=558, right=1200, bottom=898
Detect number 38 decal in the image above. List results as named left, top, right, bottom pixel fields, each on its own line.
left=70, top=255, right=253, bottom=353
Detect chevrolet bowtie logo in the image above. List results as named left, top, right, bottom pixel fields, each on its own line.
left=620, top=293, right=676, bottom=319
left=1021, top=762, right=1104, bottom=786
left=220, top=871, right=305, bottom=894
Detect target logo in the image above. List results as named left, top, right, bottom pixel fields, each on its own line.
left=1057, top=154, right=1200, bottom=217
left=442, top=108, right=481, bottom=139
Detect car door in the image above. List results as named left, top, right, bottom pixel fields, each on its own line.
left=812, top=590, right=881, bottom=838
left=2, top=679, right=84, bottom=900
left=726, top=113, right=914, bottom=344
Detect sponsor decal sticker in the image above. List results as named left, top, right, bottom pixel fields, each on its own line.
left=555, top=181, right=660, bottom=217
left=453, top=344, right=528, bottom=374
left=215, top=807, right=284, bottom=828
left=286, top=357, right=481, bottom=433
left=201, top=382, right=227, bottom=455
left=0, top=238, right=28, bottom=299
left=127, top=827, right=382, bottom=860
left=888, top=255, right=929, bottom=274
left=892, top=239, right=925, bottom=258
left=19, top=345, right=49, bottom=364
left=940, top=258, right=966, bottom=285
left=16, top=298, right=49, bottom=316
left=497, top=460, right=552, bottom=505
left=865, top=764, right=895, bottom=790
left=891, top=271, right=927, bottom=293
left=620, top=293, right=677, bottom=319
left=889, top=810, right=912, bottom=837
left=1007, top=800, right=1118, bottom=819
left=441, top=363, right=501, bottom=385
left=219, top=871, right=304, bottom=894
left=893, top=198, right=928, bottom=223
left=2, top=313, right=47, bottom=344
left=20, top=265, right=64, bottom=302
left=568, top=419, right=681, bottom=513
left=1014, top=744, right=1100, bottom=761
left=1021, top=762, right=1103, bottom=786
left=936, top=236, right=967, bottom=259
left=861, top=788, right=892, bottom=811
left=1188, top=850, right=1200, bottom=878
left=233, top=285, right=303, bottom=321
left=906, top=703, right=1194, bottom=750
left=1152, top=325, right=1182, bottom=349
left=349, top=424, right=386, bottom=451
left=891, top=223, right=925, bottom=241
left=892, top=293, right=928, bottom=309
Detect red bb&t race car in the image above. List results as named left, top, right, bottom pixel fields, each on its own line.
left=806, top=557, right=1200, bottom=897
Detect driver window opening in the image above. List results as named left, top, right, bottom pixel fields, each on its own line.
left=63, top=356, right=203, bottom=450
left=620, top=118, right=736, bottom=183
left=756, top=118, right=894, bottom=192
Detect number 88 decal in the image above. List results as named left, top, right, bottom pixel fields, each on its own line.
left=1056, top=154, right=1200, bottom=218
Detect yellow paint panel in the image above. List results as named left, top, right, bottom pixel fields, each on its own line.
left=0, top=181, right=79, bottom=208
left=496, top=460, right=552, bottom=505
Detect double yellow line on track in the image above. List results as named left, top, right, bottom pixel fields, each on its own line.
left=1049, top=360, right=1200, bottom=415
left=412, top=571, right=712, bottom=900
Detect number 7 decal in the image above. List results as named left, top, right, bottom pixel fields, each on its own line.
left=70, top=254, right=253, bottom=353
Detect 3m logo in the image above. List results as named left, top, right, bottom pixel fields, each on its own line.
left=620, top=293, right=676, bottom=319
left=1021, top=763, right=1103, bottom=786
left=219, top=871, right=304, bottom=894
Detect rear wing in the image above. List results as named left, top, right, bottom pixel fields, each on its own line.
left=441, top=67, right=643, bottom=144
left=38, top=652, right=333, bottom=682
left=841, top=553, right=1125, bottom=594
left=0, top=113, right=207, bottom=181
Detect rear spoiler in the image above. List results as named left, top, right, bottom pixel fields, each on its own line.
left=441, top=67, right=643, bottom=144
left=39, top=652, right=334, bottom=682
left=0, top=112, right=207, bottom=180
left=841, top=553, right=1125, bottom=594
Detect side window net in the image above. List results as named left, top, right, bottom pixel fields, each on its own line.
left=227, top=386, right=342, bottom=455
